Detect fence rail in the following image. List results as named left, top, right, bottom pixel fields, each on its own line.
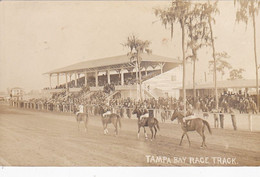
left=9, top=100, right=258, bottom=132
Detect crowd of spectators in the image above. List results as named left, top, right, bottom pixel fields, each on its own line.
left=28, top=87, right=259, bottom=115
left=30, top=79, right=260, bottom=120
left=43, top=69, right=163, bottom=90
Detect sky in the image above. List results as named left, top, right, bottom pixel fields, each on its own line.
left=0, top=1, right=259, bottom=92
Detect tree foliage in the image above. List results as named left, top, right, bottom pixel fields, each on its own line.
left=154, top=0, right=192, bottom=113
left=123, top=34, right=152, bottom=63
left=234, top=0, right=260, bottom=25
left=154, top=0, right=191, bottom=39
left=122, top=34, right=152, bottom=101
left=209, top=51, right=232, bottom=78
left=228, top=68, right=245, bottom=80
left=235, top=0, right=260, bottom=111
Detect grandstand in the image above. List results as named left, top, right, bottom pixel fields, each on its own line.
left=44, top=54, right=181, bottom=99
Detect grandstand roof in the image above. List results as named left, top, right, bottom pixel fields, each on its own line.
left=44, top=54, right=181, bottom=74
left=183, top=79, right=259, bottom=90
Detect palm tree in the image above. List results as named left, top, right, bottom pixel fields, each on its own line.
left=154, top=0, right=191, bottom=113
left=123, top=35, right=152, bottom=101
left=234, top=0, right=260, bottom=111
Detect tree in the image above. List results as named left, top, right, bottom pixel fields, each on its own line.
left=234, top=0, right=260, bottom=110
left=186, top=3, right=211, bottom=102
left=199, top=1, right=220, bottom=110
left=229, top=68, right=245, bottom=80
left=123, top=35, right=152, bottom=101
left=209, top=52, right=232, bottom=80
left=154, top=0, right=191, bottom=113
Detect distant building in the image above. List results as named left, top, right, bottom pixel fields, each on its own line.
left=10, top=87, right=24, bottom=101
left=179, top=79, right=260, bottom=97
left=43, top=54, right=182, bottom=99
left=143, top=66, right=183, bottom=98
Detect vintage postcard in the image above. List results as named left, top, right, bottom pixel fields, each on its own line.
left=0, top=0, right=260, bottom=168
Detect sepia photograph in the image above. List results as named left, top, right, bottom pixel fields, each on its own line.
left=0, top=0, right=260, bottom=168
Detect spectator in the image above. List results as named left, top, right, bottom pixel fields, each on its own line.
left=229, top=108, right=237, bottom=131
left=219, top=109, right=225, bottom=129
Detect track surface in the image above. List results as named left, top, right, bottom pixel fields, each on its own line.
left=0, top=104, right=259, bottom=166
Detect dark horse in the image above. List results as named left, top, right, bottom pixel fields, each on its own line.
left=75, top=112, right=89, bottom=132
left=99, top=106, right=122, bottom=135
left=132, top=107, right=160, bottom=140
left=171, top=109, right=212, bottom=148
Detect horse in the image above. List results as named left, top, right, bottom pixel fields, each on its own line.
left=74, top=112, right=89, bottom=132
left=160, top=109, right=167, bottom=122
left=99, top=106, right=122, bottom=135
left=171, top=109, right=212, bottom=148
left=132, top=107, right=160, bottom=140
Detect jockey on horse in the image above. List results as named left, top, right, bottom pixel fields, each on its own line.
left=181, top=107, right=198, bottom=128
left=76, top=103, right=84, bottom=116
left=140, top=105, right=149, bottom=120
left=102, top=103, right=112, bottom=118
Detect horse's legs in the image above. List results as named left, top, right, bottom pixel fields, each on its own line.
left=106, top=124, right=109, bottom=134
left=179, top=132, right=185, bottom=146
left=185, top=133, right=191, bottom=147
left=144, top=127, right=148, bottom=139
left=84, top=121, right=87, bottom=133
left=114, top=122, right=118, bottom=135
left=84, top=116, right=88, bottom=133
left=137, top=126, right=141, bottom=139
left=201, top=128, right=207, bottom=148
left=149, top=127, right=153, bottom=140
left=197, top=127, right=206, bottom=148
left=154, top=126, right=157, bottom=139
left=77, top=121, right=80, bottom=131
left=102, top=120, right=105, bottom=134
left=104, top=123, right=108, bottom=135
left=202, top=133, right=207, bottom=148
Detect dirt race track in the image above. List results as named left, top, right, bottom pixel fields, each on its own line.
left=0, top=104, right=260, bottom=166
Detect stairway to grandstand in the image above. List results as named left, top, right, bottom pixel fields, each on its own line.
left=82, top=91, right=95, bottom=99
left=142, top=70, right=161, bottom=82
left=105, top=90, right=121, bottom=100
left=143, top=87, right=164, bottom=99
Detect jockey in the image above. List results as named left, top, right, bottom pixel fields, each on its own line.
left=76, top=104, right=84, bottom=116
left=182, top=109, right=197, bottom=127
left=103, top=104, right=112, bottom=117
left=140, top=105, right=149, bottom=120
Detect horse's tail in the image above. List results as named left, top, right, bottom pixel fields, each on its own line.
left=202, top=120, right=212, bottom=134
left=117, top=115, right=122, bottom=128
left=155, top=118, right=160, bottom=131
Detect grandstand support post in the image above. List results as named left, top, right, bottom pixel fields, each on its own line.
left=57, top=73, right=59, bottom=86
left=84, top=72, right=87, bottom=87
left=135, top=62, right=138, bottom=80
left=95, top=70, right=98, bottom=87
left=49, top=74, right=52, bottom=88
left=145, top=67, right=147, bottom=76
left=121, top=69, right=124, bottom=85
left=159, top=62, right=165, bottom=74
left=107, top=69, right=110, bottom=84
left=75, top=72, right=78, bottom=87
left=137, top=56, right=143, bottom=102
left=65, top=73, right=68, bottom=89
